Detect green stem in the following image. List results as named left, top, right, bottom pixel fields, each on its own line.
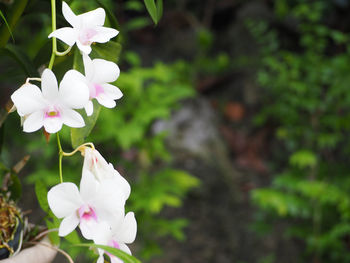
left=56, top=133, right=63, bottom=183
left=48, top=0, right=57, bottom=70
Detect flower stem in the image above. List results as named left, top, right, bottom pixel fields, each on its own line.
left=48, top=0, right=57, bottom=70
left=56, top=133, right=63, bottom=183
left=62, top=143, right=95, bottom=157
left=56, top=46, right=72, bottom=56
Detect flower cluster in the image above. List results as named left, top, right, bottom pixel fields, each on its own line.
left=11, top=1, right=122, bottom=134
left=10, top=2, right=136, bottom=262
left=48, top=148, right=136, bottom=262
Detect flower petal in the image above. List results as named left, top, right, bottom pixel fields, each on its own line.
left=79, top=218, right=99, bottom=240
left=59, top=69, right=89, bottom=108
left=109, top=165, right=131, bottom=200
left=116, top=212, right=137, bottom=244
left=43, top=116, right=63, bottom=133
left=62, top=1, right=79, bottom=27
left=47, top=183, right=83, bottom=218
left=48, top=27, right=77, bottom=47
left=90, top=27, right=119, bottom=44
left=82, top=54, right=94, bottom=81
left=11, top=83, right=45, bottom=116
left=91, top=59, right=120, bottom=84
left=78, top=8, right=105, bottom=27
left=84, top=100, right=94, bottom=116
left=118, top=243, right=132, bottom=255
left=61, top=108, right=85, bottom=128
left=96, top=94, right=116, bottom=108
left=76, top=40, right=92, bottom=54
left=23, top=111, right=44, bottom=133
left=41, top=69, right=59, bottom=102
left=80, top=169, right=98, bottom=202
left=101, top=83, right=123, bottom=100
left=94, top=179, right=126, bottom=216
left=58, top=213, right=79, bottom=237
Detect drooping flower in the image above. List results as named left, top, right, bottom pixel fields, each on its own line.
left=94, top=212, right=137, bottom=263
left=82, top=55, right=122, bottom=116
left=47, top=170, right=126, bottom=239
left=49, top=1, right=119, bottom=54
left=83, top=147, right=130, bottom=200
left=11, top=69, right=89, bottom=133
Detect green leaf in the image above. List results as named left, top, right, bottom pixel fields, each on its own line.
left=45, top=219, right=60, bottom=246
left=70, top=102, right=101, bottom=148
left=156, top=0, right=163, bottom=22
left=8, top=173, right=22, bottom=201
left=35, top=180, right=49, bottom=213
left=74, top=243, right=141, bottom=263
left=91, top=41, right=122, bottom=64
left=144, top=0, right=158, bottom=24
left=0, top=10, right=14, bottom=42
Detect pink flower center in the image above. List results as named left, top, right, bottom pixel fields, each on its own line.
left=78, top=204, right=98, bottom=222
left=79, top=28, right=97, bottom=45
left=90, top=84, right=104, bottom=99
left=44, top=107, right=60, bottom=119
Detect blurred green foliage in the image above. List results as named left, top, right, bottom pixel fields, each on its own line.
left=249, top=1, right=350, bottom=262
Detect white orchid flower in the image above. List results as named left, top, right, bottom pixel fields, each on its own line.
left=94, top=212, right=137, bottom=263
left=47, top=170, right=126, bottom=239
left=11, top=69, right=89, bottom=134
left=83, top=147, right=130, bottom=200
left=82, top=55, right=122, bottom=116
left=49, top=1, right=119, bottom=54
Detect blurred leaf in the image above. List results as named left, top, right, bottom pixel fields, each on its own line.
left=75, top=243, right=141, bottom=263
left=289, top=150, right=317, bottom=168
left=1, top=44, right=39, bottom=77
left=156, top=0, right=163, bottom=22
left=94, top=0, right=120, bottom=30
left=125, top=0, right=144, bottom=11
left=45, top=219, right=60, bottom=246
left=124, top=17, right=151, bottom=31
left=35, top=180, right=49, bottom=213
left=144, top=0, right=159, bottom=24
left=0, top=10, right=14, bottom=42
left=8, top=173, right=21, bottom=201
left=0, top=0, right=28, bottom=47
left=91, top=41, right=122, bottom=64
left=70, top=102, right=101, bottom=148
